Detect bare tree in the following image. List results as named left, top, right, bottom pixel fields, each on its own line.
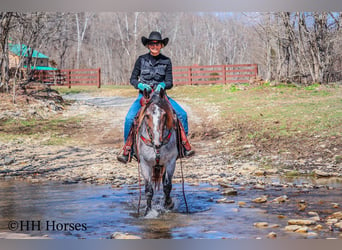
left=0, top=12, right=14, bottom=92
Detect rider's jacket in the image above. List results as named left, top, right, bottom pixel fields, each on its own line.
left=130, top=53, right=173, bottom=91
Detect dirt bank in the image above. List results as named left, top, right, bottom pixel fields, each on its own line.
left=1, top=92, right=341, bottom=186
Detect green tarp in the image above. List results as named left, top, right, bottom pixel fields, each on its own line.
left=9, top=44, right=49, bottom=59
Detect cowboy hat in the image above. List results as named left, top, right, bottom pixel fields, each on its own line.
left=141, top=31, right=169, bottom=47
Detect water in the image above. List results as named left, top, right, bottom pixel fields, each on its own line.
left=0, top=179, right=342, bottom=239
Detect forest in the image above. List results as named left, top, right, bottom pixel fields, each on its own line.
left=0, top=12, right=342, bottom=92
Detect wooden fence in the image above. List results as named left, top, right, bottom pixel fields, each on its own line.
left=173, top=64, right=258, bottom=85
left=34, top=68, right=101, bottom=88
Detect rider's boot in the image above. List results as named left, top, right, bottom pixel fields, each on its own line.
left=117, top=130, right=134, bottom=164
left=178, top=120, right=195, bottom=158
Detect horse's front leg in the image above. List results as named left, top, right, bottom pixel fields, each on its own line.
left=145, top=180, right=153, bottom=216
left=163, top=165, right=175, bottom=210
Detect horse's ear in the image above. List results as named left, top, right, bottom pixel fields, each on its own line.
left=143, top=88, right=150, bottom=99
left=159, top=88, right=165, bottom=99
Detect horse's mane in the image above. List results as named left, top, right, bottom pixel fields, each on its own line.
left=137, top=92, right=174, bottom=130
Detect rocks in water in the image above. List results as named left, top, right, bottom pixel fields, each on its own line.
left=252, top=195, right=268, bottom=203
left=110, top=232, right=142, bottom=239
left=253, top=184, right=266, bottom=190
left=271, top=195, right=289, bottom=203
left=253, top=222, right=268, bottom=228
left=238, top=201, right=246, bottom=207
left=297, top=200, right=307, bottom=211
left=216, top=198, right=235, bottom=204
left=267, top=232, right=277, bottom=239
left=308, top=212, right=320, bottom=222
left=329, top=211, right=342, bottom=220
left=221, top=188, right=238, bottom=196
left=287, top=219, right=316, bottom=226
left=331, top=203, right=339, bottom=209
left=285, top=225, right=309, bottom=233
left=218, top=181, right=233, bottom=188
left=333, top=221, right=342, bottom=230
left=313, top=169, right=332, bottom=178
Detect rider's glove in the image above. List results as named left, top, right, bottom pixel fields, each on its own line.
left=137, top=83, right=152, bottom=92
left=155, top=82, right=166, bottom=93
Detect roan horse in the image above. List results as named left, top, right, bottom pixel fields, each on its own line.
left=135, top=88, right=178, bottom=216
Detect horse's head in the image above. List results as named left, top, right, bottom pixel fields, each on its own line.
left=140, top=89, right=174, bottom=148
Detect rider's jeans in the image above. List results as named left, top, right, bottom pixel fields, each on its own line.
left=124, top=93, right=189, bottom=142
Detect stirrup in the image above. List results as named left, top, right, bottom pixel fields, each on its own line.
left=184, top=149, right=195, bottom=157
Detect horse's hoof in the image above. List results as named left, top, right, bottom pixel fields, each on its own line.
left=164, top=199, right=174, bottom=210
left=144, top=207, right=151, bottom=216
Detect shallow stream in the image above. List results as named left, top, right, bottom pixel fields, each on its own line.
left=1, top=178, right=341, bottom=239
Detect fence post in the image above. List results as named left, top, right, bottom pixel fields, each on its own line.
left=97, top=68, right=101, bottom=88
left=223, top=65, right=226, bottom=84
left=188, top=66, right=192, bottom=85
left=68, top=70, right=71, bottom=88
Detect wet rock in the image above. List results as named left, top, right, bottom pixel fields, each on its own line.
left=110, top=232, right=142, bottom=239
left=216, top=198, right=235, bottom=204
left=238, top=201, right=246, bottom=207
left=326, top=218, right=339, bottom=225
left=253, top=222, right=268, bottom=228
left=277, top=214, right=287, bottom=219
left=201, top=187, right=220, bottom=192
left=285, top=225, right=301, bottom=232
left=314, top=224, right=323, bottom=230
left=221, top=188, right=238, bottom=196
left=307, top=232, right=318, bottom=238
left=329, top=211, right=342, bottom=220
left=295, top=226, right=309, bottom=233
left=297, top=200, right=307, bottom=211
left=271, top=195, right=288, bottom=203
left=288, top=219, right=316, bottom=226
left=253, top=184, right=265, bottom=190
left=334, top=222, right=342, bottom=230
left=267, top=232, right=277, bottom=239
left=308, top=212, right=320, bottom=222
left=331, top=203, right=339, bottom=209
left=218, top=181, right=233, bottom=188
left=252, top=195, right=268, bottom=203
left=314, top=169, right=332, bottom=178
left=285, top=225, right=308, bottom=233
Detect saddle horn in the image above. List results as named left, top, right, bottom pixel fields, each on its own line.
left=143, top=88, right=150, bottom=99
left=159, top=88, right=165, bottom=99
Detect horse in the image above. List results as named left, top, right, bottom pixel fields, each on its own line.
left=135, top=88, right=178, bottom=216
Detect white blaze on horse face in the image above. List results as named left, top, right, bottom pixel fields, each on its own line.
left=152, top=105, right=162, bottom=147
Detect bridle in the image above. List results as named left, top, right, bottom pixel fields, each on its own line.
left=139, top=111, right=173, bottom=165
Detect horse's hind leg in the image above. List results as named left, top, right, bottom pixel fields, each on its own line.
left=144, top=181, right=153, bottom=216
left=163, top=174, right=174, bottom=210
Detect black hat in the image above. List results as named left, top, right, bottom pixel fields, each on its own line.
left=141, top=31, right=169, bottom=47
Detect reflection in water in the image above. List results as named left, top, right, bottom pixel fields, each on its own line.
left=0, top=178, right=342, bottom=239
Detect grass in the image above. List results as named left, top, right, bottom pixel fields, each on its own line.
left=0, top=116, right=82, bottom=145
left=168, top=83, right=342, bottom=139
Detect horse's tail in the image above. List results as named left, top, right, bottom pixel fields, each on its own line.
left=152, top=165, right=165, bottom=190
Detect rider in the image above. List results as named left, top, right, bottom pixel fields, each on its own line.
left=117, top=31, right=195, bottom=164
